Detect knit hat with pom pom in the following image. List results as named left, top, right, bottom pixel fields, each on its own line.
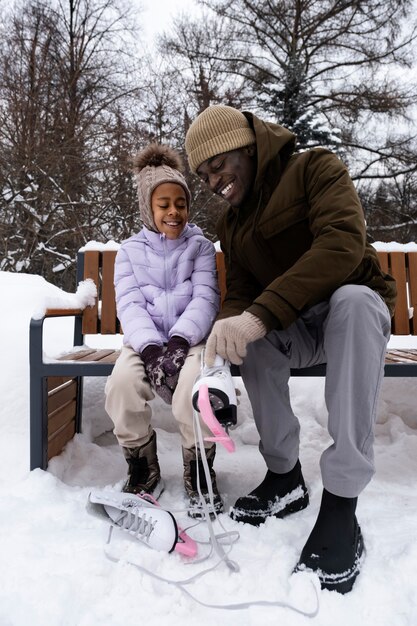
left=132, top=144, right=191, bottom=232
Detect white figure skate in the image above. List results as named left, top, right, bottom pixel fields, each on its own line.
left=87, top=490, right=178, bottom=553
left=191, top=354, right=237, bottom=428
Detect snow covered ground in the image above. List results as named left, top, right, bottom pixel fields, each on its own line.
left=1, top=268, right=416, bottom=626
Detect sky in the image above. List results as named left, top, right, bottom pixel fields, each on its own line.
left=0, top=240, right=417, bottom=625
left=140, top=0, right=198, bottom=41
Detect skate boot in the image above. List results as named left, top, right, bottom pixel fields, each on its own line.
left=87, top=490, right=178, bottom=553
left=295, top=489, right=364, bottom=594
left=192, top=355, right=237, bottom=427
left=182, top=445, right=224, bottom=518
left=230, top=459, right=309, bottom=525
left=122, top=431, right=164, bottom=499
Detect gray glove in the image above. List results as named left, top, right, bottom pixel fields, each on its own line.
left=205, top=312, right=267, bottom=365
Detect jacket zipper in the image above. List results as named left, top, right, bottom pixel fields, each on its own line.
left=162, top=234, right=171, bottom=340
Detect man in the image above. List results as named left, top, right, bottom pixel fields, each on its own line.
left=185, top=105, right=396, bottom=593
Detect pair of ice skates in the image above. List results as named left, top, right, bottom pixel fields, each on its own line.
left=88, top=354, right=237, bottom=556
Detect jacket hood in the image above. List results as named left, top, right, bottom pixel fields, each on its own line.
left=243, top=112, right=296, bottom=196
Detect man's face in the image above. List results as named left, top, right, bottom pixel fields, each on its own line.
left=196, top=146, right=257, bottom=208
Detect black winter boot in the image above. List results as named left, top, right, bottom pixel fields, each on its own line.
left=295, top=489, right=364, bottom=594
left=182, top=445, right=224, bottom=518
left=122, top=431, right=164, bottom=499
left=230, top=460, right=309, bottom=525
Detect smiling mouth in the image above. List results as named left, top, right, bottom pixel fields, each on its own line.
left=220, top=182, right=233, bottom=197
left=165, top=221, right=182, bottom=227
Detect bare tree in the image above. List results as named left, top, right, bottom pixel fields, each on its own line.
left=155, top=14, right=251, bottom=238
left=198, top=0, right=417, bottom=171
left=0, top=0, right=147, bottom=287
left=158, top=14, right=250, bottom=115
left=361, top=173, right=417, bottom=243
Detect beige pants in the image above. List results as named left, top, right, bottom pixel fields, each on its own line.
left=104, top=343, right=212, bottom=449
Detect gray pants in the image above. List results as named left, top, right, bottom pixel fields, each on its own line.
left=240, top=285, right=392, bottom=498
left=105, top=343, right=211, bottom=449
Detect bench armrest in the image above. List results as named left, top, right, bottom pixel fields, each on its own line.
left=44, top=308, right=84, bottom=317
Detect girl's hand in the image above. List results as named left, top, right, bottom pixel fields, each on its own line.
left=162, top=336, right=190, bottom=377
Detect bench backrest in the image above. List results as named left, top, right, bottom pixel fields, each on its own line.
left=77, top=248, right=417, bottom=336
left=77, top=250, right=119, bottom=335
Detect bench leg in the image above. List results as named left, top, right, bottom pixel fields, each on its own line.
left=30, top=374, right=48, bottom=470
left=75, top=376, right=83, bottom=433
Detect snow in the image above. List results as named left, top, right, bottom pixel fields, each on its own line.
left=1, top=268, right=417, bottom=625
left=31, top=278, right=97, bottom=320
left=372, top=241, right=417, bottom=252
left=79, top=240, right=120, bottom=252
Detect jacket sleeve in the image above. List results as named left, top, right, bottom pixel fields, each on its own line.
left=216, top=243, right=264, bottom=320
left=114, top=246, right=163, bottom=353
left=215, top=212, right=274, bottom=323
left=169, top=239, right=220, bottom=344
left=248, top=151, right=367, bottom=329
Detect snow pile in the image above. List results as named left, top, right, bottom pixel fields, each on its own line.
left=372, top=241, right=417, bottom=251
left=31, top=278, right=97, bottom=320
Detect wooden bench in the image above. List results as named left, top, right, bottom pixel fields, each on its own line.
left=29, top=248, right=417, bottom=470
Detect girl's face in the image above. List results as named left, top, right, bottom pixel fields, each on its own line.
left=151, top=182, right=189, bottom=239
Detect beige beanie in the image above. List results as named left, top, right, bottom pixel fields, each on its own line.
left=132, top=144, right=191, bottom=232
left=185, top=105, right=256, bottom=173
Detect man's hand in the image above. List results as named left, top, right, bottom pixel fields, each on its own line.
left=205, top=311, right=267, bottom=366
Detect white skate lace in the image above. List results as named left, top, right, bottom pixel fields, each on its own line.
left=101, top=353, right=320, bottom=617
left=112, top=508, right=156, bottom=541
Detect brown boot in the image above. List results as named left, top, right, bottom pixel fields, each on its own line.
left=182, top=445, right=223, bottom=518
left=122, top=431, right=164, bottom=498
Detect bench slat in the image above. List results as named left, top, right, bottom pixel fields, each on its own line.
left=408, top=251, right=417, bottom=335
left=58, top=348, right=98, bottom=361
left=58, top=348, right=120, bottom=363
left=385, top=349, right=417, bottom=363
left=48, top=419, right=76, bottom=460
left=101, top=250, right=118, bottom=334
left=48, top=380, right=78, bottom=413
left=48, top=400, right=77, bottom=437
left=47, top=376, right=74, bottom=392
left=389, top=252, right=410, bottom=334
left=82, top=251, right=100, bottom=334
left=378, top=251, right=389, bottom=274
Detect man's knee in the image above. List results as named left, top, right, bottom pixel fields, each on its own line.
left=329, top=285, right=377, bottom=317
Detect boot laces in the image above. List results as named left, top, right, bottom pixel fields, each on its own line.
left=114, top=508, right=156, bottom=540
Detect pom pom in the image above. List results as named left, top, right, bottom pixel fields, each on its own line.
left=131, top=143, right=184, bottom=174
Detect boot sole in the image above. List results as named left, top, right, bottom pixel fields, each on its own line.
left=122, top=479, right=165, bottom=500
left=187, top=495, right=224, bottom=519
left=230, top=489, right=310, bottom=526
left=318, top=526, right=365, bottom=594
left=295, top=524, right=365, bottom=594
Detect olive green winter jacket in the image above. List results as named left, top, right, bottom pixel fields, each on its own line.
left=217, top=112, right=397, bottom=330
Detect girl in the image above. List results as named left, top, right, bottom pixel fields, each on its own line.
left=105, top=144, right=221, bottom=517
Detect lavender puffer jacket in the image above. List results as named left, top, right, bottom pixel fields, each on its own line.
left=114, top=224, right=220, bottom=354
